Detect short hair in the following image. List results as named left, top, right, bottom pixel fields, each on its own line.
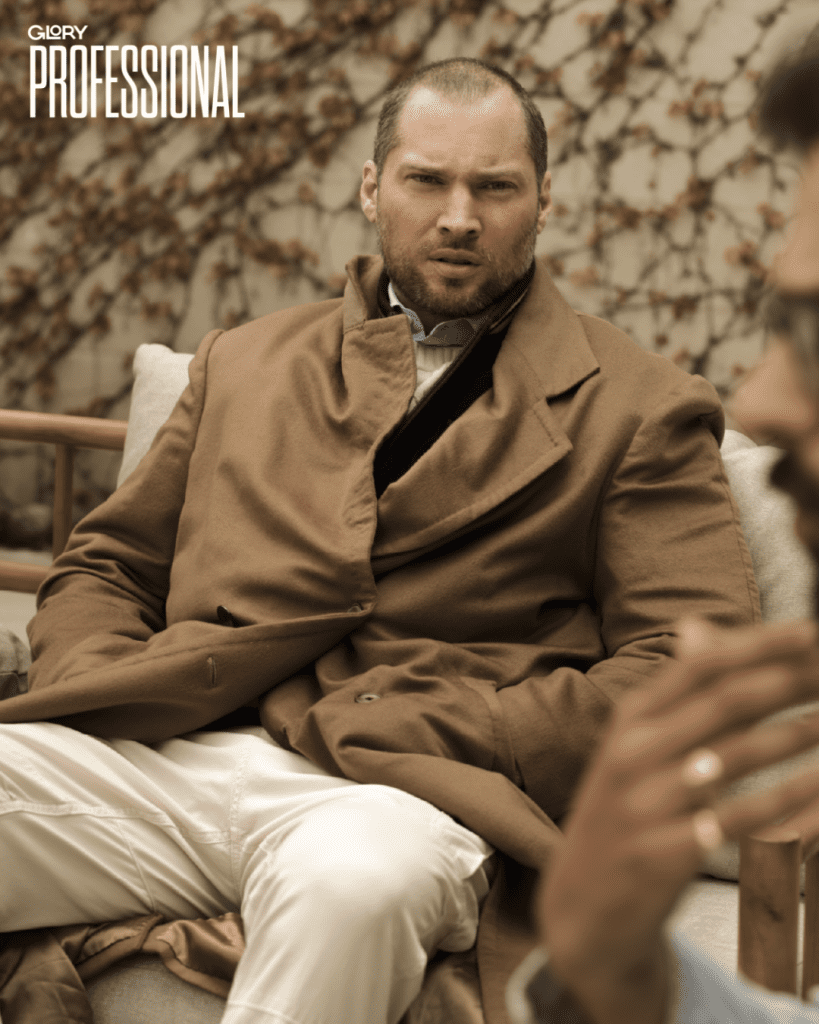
left=758, top=25, right=819, bottom=150
left=373, top=58, right=548, bottom=185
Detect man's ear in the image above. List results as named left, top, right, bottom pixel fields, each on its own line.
left=360, top=160, right=379, bottom=224
left=536, top=170, right=553, bottom=234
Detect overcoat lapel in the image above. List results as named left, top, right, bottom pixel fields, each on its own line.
left=373, top=264, right=600, bottom=556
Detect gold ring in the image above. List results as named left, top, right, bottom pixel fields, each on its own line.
left=681, top=748, right=724, bottom=788
left=691, top=808, right=725, bottom=853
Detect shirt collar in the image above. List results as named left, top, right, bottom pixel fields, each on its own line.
left=387, top=282, right=481, bottom=348
left=386, top=267, right=534, bottom=349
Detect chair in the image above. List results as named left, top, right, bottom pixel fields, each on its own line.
left=0, top=409, right=128, bottom=592
left=1, top=344, right=819, bottom=1009
left=739, top=816, right=819, bottom=997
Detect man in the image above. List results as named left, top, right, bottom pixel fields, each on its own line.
left=0, top=59, right=757, bottom=1024
left=508, top=29, right=819, bottom=1024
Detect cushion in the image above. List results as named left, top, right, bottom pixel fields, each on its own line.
left=0, top=624, right=30, bottom=699
left=720, top=429, right=816, bottom=623
left=87, top=956, right=223, bottom=1024
left=117, top=344, right=194, bottom=486
left=701, top=429, right=819, bottom=880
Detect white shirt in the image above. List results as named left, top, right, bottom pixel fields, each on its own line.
left=387, top=282, right=484, bottom=409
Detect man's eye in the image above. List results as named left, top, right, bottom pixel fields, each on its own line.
left=411, top=174, right=440, bottom=185
left=484, top=180, right=514, bottom=190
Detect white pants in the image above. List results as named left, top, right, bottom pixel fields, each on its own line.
left=0, top=722, right=493, bottom=1024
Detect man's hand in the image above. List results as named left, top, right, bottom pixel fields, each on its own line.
left=537, top=618, right=819, bottom=1024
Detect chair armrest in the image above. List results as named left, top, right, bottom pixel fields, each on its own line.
left=0, top=409, right=127, bottom=593
left=0, top=409, right=128, bottom=450
left=739, top=809, right=819, bottom=998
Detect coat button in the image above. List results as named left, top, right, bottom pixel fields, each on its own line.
left=355, top=692, right=381, bottom=703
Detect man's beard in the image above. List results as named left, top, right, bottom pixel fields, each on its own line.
left=770, top=451, right=819, bottom=616
left=376, top=214, right=541, bottom=321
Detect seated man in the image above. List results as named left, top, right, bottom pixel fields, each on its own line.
left=510, top=28, right=819, bottom=1024
left=0, top=58, right=757, bottom=1024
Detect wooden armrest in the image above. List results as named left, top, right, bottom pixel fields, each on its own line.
left=0, top=409, right=128, bottom=450
left=739, top=805, right=819, bottom=998
left=0, top=409, right=128, bottom=593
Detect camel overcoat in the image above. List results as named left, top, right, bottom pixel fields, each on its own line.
left=0, top=255, right=759, bottom=1022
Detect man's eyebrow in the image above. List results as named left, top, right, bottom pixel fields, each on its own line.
left=397, top=162, right=445, bottom=175
left=473, top=168, right=526, bottom=182
left=397, top=162, right=526, bottom=181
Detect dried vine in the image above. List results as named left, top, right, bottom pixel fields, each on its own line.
left=0, top=0, right=806, bottom=530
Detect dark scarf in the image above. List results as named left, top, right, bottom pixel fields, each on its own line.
left=373, top=261, right=536, bottom=497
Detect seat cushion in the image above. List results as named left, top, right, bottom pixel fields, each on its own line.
left=87, top=955, right=224, bottom=1024
left=720, top=428, right=816, bottom=623
left=0, top=624, right=30, bottom=699
left=703, top=430, right=819, bottom=881
left=117, top=344, right=194, bottom=486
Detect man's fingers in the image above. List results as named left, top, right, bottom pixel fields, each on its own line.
left=610, top=662, right=819, bottom=770
left=623, top=710, right=819, bottom=819
left=675, top=617, right=818, bottom=670
left=718, top=710, right=819, bottom=781
left=719, top=765, right=819, bottom=839
left=658, top=667, right=819, bottom=760
left=634, top=618, right=819, bottom=719
left=629, top=769, right=819, bottom=867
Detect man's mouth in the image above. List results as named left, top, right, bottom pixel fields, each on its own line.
left=430, top=250, right=480, bottom=266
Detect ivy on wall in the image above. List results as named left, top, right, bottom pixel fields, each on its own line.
left=3, top=0, right=425, bottom=413
left=0, top=0, right=808, bottom=532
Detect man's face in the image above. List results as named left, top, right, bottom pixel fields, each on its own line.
left=360, top=85, right=552, bottom=331
left=732, top=142, right=819, bottom=563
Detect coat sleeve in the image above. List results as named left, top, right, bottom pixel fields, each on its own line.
left=496, top=371, right=760, bottom=820
left=0, top=330, right=222, bottom=729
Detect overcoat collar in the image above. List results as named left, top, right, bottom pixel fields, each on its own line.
left=342, top=255, right=386, bottom=331
left=341, top=254, right=600, bottom=396
left=341, top=255, right=601, bottom=556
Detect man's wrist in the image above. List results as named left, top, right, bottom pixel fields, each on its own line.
left=580, top=944, right=671, bottom=1024
left=507, top=943, right=673, bottom=1024
left=506, top=947, right=595, bottom=1024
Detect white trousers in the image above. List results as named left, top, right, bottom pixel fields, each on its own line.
left=0, top=722, right=493, bottom=1024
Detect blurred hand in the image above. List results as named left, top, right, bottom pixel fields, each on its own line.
left=538, top=617, right=819, bottom=1024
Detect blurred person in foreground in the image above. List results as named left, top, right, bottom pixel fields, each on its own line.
left=508, top=28, right=819, bottom=1024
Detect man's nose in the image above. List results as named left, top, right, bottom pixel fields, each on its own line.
left=437, top=186, right=481, bottom=236
left=731, top=336, right=817, bottom=447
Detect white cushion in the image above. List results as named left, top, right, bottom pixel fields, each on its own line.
left=720, top=429, right=816, bottom=623
left=0, top=624, right=30, bottom=698
left=117, top=344, right=194, bottom=486
left=702, top=430, right=818, bottom=880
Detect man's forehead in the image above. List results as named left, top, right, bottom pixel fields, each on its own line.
left=399, top=83, right=516, bottom=114
left=392, top=84, right=530, bottom=162
left=771, top=140, right=819, bottom=295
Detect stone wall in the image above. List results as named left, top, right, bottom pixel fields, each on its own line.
left=2, top=0, right=817, bottom=540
